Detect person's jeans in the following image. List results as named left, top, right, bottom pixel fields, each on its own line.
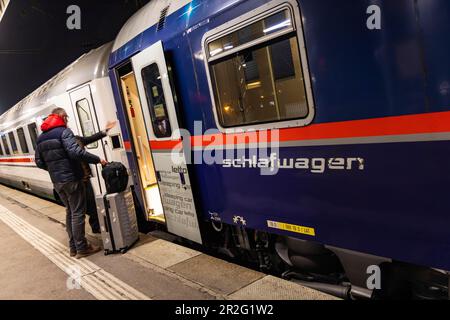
left=54, top=180, right=88, bottom=252
left=84, top=180, right=100, bottom=233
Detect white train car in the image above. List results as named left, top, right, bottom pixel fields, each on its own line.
left=0, top=43, right=129, bottom=200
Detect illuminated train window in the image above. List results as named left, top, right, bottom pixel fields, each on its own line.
left=27, top=123, right=38, bottom=151
left=1, top=135, right=10, bottom=155
left=76, top=99, right=98, bottom=149
left=110, top=134, right=122, bottom=149
left=141, top=63, right=172, bottom=138
left=205, top=6, right=311, bottom=129
left=8, top=132, right=19, bottom=154
left=17, top=127, right=29, bottom=154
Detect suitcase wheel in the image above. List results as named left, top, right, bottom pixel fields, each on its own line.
left=104, top=250, right=109, bottom=256
left=120, top=248, right=127, bottom=254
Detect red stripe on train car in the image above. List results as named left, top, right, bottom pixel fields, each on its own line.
left=192, top=111, right=450, bottom=147
left=149, top=139, right=183, bottom=150
left=122, top=111, right=450, bottom=150
left=123, top=140, right=182, bottom=151
left=0, top=158, right=33, bottom=163
left=278, top=110, right=450, bottom=142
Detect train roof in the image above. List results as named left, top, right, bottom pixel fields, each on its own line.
left=112, top=0, right=193, bottom=52
left=0, top=42, right=113, bottom=131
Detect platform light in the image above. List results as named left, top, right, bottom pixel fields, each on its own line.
left=210, top=48, right=223, bottom=57
left=246, top=81, right=262, bottom=90
left=263, top=19, right=292, bottom=34
left=93, top=64, right=99, bottom=77
left=217, top=0, right=241, bottom=14
left=186, top=5, right=193, bottom=16
left=0, top=0, right=10, bottom=23
left=179, top=3, right=201, bottom=18
left=194, top=52, right=204, bottom=61
left=0, top=121, right=13, bottom=128
left=22, top=107, right=39, bottom=116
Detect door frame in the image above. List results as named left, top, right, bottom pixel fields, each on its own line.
left=68, top=83, right=107, bottom=195
left=115, top=63, right=162, bottom=222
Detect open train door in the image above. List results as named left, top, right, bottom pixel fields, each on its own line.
left=131, top=41, right=203, bottom=245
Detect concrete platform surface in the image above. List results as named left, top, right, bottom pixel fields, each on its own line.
left=0, top=184, right=339, bottom=300
left=0, top=216, right=94, bottom=300
left=229, top=275, right=340, bottom=300
left=169, top=254, right=264, bottom=295
left=128, top=238, right=202, bottom=269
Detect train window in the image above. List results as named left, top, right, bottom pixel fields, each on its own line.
left=8, top=132, right=19, bottom=154
left=76, top=99, right=98, bottom=149
left=1, top=135, right=10, bottom=155
left=141, top=63, right=172, bottom=138
left=17, top=128, right=29, bottom=154
left=110, top=134, right=122, bottom=149
left=27, top=123, right=38, bottom=151
left=208, top=10, right=294, bottom=58
left=206, top=7, right=311, bottom=129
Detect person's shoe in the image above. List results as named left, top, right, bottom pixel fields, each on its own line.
left=75, top=243, right=101, bottom=259
left=70, top=249, right=77, bottom=257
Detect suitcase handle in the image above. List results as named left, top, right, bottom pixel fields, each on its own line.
left=102, top=197, right=110, bottom=233
left=103, top=216, right=109, bottom=233
left=102, top=195, right=116, bottom=251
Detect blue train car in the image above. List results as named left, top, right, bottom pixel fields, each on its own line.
left=108, top=0, right=450, bottom=299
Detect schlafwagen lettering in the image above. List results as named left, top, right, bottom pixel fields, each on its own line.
left=222, top=153, right=365, bottom=174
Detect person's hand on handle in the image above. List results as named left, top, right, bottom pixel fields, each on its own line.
left=104, top=121, right=117, bottom=133
left=100, top=159, right=108, bottom=167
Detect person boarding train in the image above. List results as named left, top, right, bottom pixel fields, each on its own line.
left=35, top=107, right=107, bottom=259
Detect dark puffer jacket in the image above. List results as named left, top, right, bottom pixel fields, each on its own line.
left=75, top=130, right=107, bottom=182
left=35, top=114, right=101, bottom=183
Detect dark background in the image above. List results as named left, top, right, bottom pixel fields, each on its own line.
left=0, top=0, right=150, bottom=114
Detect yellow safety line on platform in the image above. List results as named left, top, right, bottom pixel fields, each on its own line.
left=0, top=204, right=151, bottom=300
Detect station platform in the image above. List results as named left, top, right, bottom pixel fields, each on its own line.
left=0, top=184, right=338, bottom=300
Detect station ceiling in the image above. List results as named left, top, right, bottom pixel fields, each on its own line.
left=0, top=0, right=150, bottom=114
